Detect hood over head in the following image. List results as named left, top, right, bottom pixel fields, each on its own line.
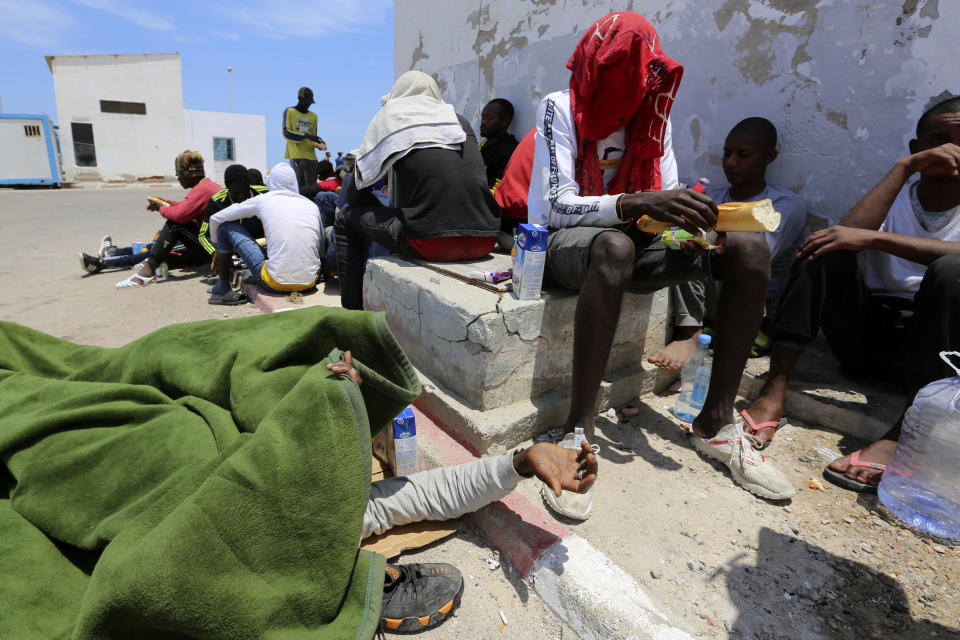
left=266, top=162, right=299, bottom=193
left=566, top=11, right=683, bottom=196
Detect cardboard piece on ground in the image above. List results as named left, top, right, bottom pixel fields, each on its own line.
left=361, top=455, right=459, bottom=558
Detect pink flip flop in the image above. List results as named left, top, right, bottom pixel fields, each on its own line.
left=740, top=409, right=787, bottom=450
left=822, top=450, right=887, bottom=493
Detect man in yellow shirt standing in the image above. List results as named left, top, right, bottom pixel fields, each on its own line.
left=283, top=87, right=324, bottom=188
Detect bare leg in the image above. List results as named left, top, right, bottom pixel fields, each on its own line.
left=692, top=233, right=769, bottom=439
left=647, top=325, right=701, bottom=371
left=128, top=257, right=157, bottom=284
left=561, top=232, right=635, bottom=441
left=740, top=343, right=802, bottom=445
left=211, top=252, right=233, bottom=295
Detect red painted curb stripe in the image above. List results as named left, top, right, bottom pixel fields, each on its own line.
left=242, top=283, right=293, bottom=314
left=412, top=406, right=569, bottom=576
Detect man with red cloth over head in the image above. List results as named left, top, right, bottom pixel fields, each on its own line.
left=529, top=12, right=794, bottom=520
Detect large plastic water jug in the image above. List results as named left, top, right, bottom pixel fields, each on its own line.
left=878, top=351, right=960, bottom=539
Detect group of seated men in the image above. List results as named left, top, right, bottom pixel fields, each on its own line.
left=330, top=13, right=960, bottom=523
left=78, top=11, right=959, bottom=524
left=78, top=153, right=327, bottom=305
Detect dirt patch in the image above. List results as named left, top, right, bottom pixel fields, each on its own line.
left=513, top=397, right=959, bottom=639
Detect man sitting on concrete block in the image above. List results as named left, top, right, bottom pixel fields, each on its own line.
left=528, top=11, right=795, bottom=519
left=740, top=93, right=960, bottom=491
left=335, top=71, right=500, bottom=310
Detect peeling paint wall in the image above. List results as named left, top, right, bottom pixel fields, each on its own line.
left=395, top=0, right=957, bottom=222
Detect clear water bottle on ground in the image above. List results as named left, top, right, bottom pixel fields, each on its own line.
left=674, top=334, right=712, bottom=423
left=878, top=351, right=960, bottom=539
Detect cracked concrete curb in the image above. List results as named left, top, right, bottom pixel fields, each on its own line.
left=413, top=406, right=694, bottom=640
left=533, top=536, right=694, bottom=640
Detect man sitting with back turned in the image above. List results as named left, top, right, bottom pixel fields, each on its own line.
left=528, top=11, right=793, bottom=520
left=335, top=71, right=500, bottom=310
left=207, top=162, right=322, bottom=305
left=739, top=94, right=960, bottom=490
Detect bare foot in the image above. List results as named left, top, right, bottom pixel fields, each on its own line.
left=741, top=395, right=786, bottom=447
left=648, top=327, right=701, bottom=371
left=828, top=439, right=897, bottom=487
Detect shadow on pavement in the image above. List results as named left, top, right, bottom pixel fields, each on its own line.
left=720, top=527, right=959, bottom=639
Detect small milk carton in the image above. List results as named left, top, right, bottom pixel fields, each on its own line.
left=513, top=223, right=548, bottom=300
left=372, top=407, right=419, bottom=476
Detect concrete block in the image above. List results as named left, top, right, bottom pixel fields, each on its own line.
left=364, top=255, right=666, bottom=444
left=414, top=365, right=658, bottom=454
left=499, top=295, right=548, bottom=341
left=420, top=283, right=495, bottom=342
left=466, top=312, right=509, bottom=348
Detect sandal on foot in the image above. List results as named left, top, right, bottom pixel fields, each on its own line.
left=208, top=290, right=248, bottom=305
left=116, top=272, right=157, bottom=288
left=822, top=450, right=885, bottom=493
left=740, top=409, right=787, bottom=451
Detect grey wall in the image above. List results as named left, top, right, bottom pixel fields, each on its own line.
left=395, top=0, right=957, bottom=223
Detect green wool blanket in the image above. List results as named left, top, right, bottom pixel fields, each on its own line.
left=0, top=307, right=421, bottom=639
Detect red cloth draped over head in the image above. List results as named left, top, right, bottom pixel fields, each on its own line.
left=567, top=12, right=683, bottom=197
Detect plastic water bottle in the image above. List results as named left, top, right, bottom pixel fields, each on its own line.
left=673, top=334, right=713, bottom=422
left=878, top=351, right=960, bottom=539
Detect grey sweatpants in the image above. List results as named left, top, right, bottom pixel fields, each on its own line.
left=363, top=454, right=520, bottom=538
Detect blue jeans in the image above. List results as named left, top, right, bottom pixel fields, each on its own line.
left=217, top=221, right=279, bottom=292
left=103, top=244, right=152, bottom=269
left=312, top=191, right=338, bottom=229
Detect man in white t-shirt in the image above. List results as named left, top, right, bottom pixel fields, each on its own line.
left=740, top=94, right=960, bottom=491
left=529, top=12, right=794, bottom=520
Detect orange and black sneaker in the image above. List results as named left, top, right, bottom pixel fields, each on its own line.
left=379, top=563, right=463, bottom=634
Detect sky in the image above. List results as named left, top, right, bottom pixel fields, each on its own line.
left=0, top=0, right=396, bottom=167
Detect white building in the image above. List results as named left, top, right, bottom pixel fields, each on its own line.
left=46, top=52, right=265, bottom=185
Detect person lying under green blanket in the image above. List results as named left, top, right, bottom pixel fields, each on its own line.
left=332, top=351, right=597, bottom=633
left=0, top=308, right=596, bottom=639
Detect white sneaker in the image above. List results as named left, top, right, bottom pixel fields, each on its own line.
left=692, top=421, right=795, bottom=500
left=541, top=431, right=599, bottom=520
left=99, top=235, right=113, bottom=259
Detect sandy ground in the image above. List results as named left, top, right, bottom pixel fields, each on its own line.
left=0, top=186, right=574, bottom=639
left=512, top=400, right=960, bottom=640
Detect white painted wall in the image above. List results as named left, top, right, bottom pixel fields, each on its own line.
left=395, top=0, right=958, bottom=223
left=49, top=53, right=185, bottom=182
left=183, top=110, right=267, bottom=186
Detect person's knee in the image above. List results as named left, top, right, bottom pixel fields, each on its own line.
left=924, top=253, right=960, bottom=291
left=722, top=232, right=770, bottom=281
left=216, top=222, right=239, bottom=249
left=587, top=231, right=634, bottom=287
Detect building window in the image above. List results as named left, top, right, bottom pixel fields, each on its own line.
left=213, top=137, right=235, bottom=161
left=24, top=124, right=41, bottom=137
left=99, top=100, right=147, bottom=115
left=71, top=122, right=97, bottom=167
